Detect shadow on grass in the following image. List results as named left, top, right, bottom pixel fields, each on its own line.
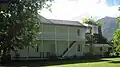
left=0, top=58, right=111, bottom=67
left=109, top=61, right=120, bottom=64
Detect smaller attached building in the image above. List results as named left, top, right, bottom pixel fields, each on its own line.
left=84, top=23, right=112, bottom=56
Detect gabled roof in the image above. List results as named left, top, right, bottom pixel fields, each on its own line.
left=38, top=15, right=89, bottom=28
left=49, top=19, right=84, bottom=26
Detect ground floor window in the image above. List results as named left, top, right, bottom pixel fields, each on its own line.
left=36, top=46, right=39, bottom=52
left=35, top=44, right=39, bottom=52
left=46, top=52, right=50, bottom=57
left=42, top=52, right=44, bottom=58
left=40, top=52, right=42, bottom=58
left=40, top=52, right=44, bottom=58
left=77, top=45, right=81, bottom=52
left=40, top=52, right=51, bottom=58
left=100, top=47, right=102, bottom=51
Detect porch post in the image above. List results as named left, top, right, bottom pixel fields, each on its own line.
left=68, top=26, right=70, bottom=48
left=27, top=46, right=29, bottom=60
left=55, top=26, right=57, bottom=56
left=102, top=44, right=104, bottom=57
left=41, top=24, right=43, bottom=59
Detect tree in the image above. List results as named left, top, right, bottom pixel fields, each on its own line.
left=83, top=17, right=96, bottom=56
left=83, top=17, right=103, bottom=56
left=96, top=22, right=108, bottom=44
left=83, top=17, right=97, bottom=25
left=0, top=0, right=53, bottom=62
left=113, top=28, right=120, bottom=52
left=113, top=8, right=120, bottom=53
left=113, top=7, right=120, bottom=52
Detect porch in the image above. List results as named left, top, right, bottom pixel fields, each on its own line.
left=11, top=40, right=86, bottom=60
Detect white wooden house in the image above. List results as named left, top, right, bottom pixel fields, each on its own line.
left=11, top=15, right=112, bottom=60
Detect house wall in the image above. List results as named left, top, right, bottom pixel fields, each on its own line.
left=11, top=23, right=88, bottom=60
left=66, top=41, right=85, bottom=57
left=56, top=26, right=68, bottom=40
left=86, top=25, right=98, bottom=34
left=39, top=40, right=55, bottom=58
left=56, top=40, right=68, bottom=56
left=92, top=25, right=98, bottom=34
left=93, top=46, right=109, bottom=55
left=93, top=47, right=102, bottom=55
left=82, top=45, right=90, bottom=53
left=11, top=40, right=88, bottom=59
left=39, top=24, right=55, bottom=40
left=39, top=24, right=87, bottom=41
left=11, top=40, right=55, bottom=59
left=69, top=27, right=86, bottom=41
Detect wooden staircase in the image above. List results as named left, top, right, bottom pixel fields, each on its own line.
left=60, top=41, right=76, bottom=58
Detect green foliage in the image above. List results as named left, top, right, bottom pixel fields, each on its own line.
left=96, top=22, right=102, bottom=26
left=113, top=28, right=120, bottom=52
left=117, top=16, right=120, bottom=24
left=83, top=18, right=96, bottom=25
left=0, top=0, right=53, bottom=52
left=83, top=18, right=102, bottom=26
left=113, top=10, right=120, bottom=52
left=83, top=17, right=107, bottom=44
left=83, top=18, right=89, bottom=24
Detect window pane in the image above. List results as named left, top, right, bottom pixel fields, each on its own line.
left=77, top=29, right=80, bottom=36
left=77, top=45, right=80, bottom=51
left=40, top=52, right=41, bottom=58
left=36, top=46, right=39, bottom=52
left=46, top=52, right=50, bottom=58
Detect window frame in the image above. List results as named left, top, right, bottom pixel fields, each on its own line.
left=35, top=44, right=39, bottom=52
left=46, top=52, right=50, bottom=58
left=77, top=44, right=81, bottom=52
left=77, top=29, right=80, bottom=36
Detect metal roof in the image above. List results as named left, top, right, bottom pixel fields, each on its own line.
left=49, top=19, right=83, bottom=26
left=86, top=44, right=112, bottom=47
left=38, top=15, right=88, bottom=28
left=38, top=15, right=53, bottom=24
left=93, top=44, right=112, bottom=47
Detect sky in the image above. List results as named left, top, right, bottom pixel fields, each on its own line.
left=40, top=0, right=120, bottom=21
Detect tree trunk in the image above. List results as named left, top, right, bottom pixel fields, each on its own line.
left=98, top=26, right=102, bottom=36
left=1, top=49, right=7, bottom=64
left=89, top=27, right=93, bottom=56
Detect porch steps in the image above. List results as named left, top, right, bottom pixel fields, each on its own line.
left=60, top=41, right=76, bottom=58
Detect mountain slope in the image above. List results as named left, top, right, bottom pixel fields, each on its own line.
left=97, top=16, right=119, bottom=41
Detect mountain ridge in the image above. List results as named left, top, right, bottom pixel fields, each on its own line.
left=97, top=16, right=119, bottom=41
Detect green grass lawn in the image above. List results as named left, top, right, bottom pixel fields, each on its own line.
left=46, top=58, right=120, bottom=67
left=1, top=58, right=120, bottom=67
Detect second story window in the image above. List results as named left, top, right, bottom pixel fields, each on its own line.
left=77, top=29, right=80, bottom=36
left=35, top=44, right=39, bottom=52
left=46, top=52, right=50, bottom=58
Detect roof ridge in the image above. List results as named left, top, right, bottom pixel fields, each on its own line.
left=38, top=15, right=87, bottom=27
left=48, top=19, right=79, bottom=22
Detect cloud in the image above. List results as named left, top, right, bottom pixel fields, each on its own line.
left=40, top=0, right=120, bottom=20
